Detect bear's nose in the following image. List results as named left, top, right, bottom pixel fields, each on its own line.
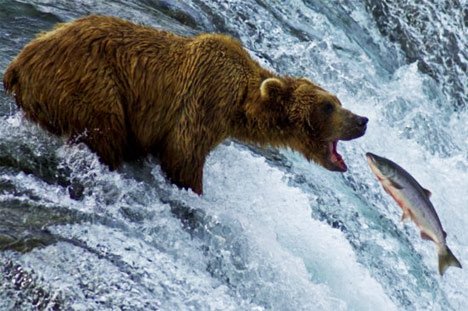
left=358, top=117, right=369, bottom=126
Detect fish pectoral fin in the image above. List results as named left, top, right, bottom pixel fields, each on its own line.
left=422, top=187, right=432, bottom=198
left=420, top=231, right=434, bottom=241
left=389, top=179, right=403, bottom=189
left=443, top=231, right=447, bottom=238
left=383, top=185, right=392, bottom=195
left=401, top=209, right=411, bottom=222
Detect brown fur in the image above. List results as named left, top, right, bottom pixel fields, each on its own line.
left=3, top=15, right=368, bottom=194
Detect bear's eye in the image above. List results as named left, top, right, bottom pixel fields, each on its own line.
left=323, top=102, right=334, bottom=114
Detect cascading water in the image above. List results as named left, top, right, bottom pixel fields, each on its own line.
left=0, top=0, right=466, bottom=310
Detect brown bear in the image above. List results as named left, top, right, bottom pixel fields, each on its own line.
left=3, top=15, right=368, bottom=195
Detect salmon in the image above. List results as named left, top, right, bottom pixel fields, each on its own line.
left=366, top=152, right=462, bottom=275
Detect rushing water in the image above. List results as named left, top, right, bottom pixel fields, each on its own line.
left=0, top=0, right=467, bottom=310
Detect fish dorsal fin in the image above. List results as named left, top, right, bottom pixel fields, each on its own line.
left=390, top=179, right=403, bottom=189
left=423, top=187, right=432, bottom=198
left=420, top=231, right=434, bottom=242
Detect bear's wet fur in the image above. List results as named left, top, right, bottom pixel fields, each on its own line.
left=4, top=15, right=368, bottom=194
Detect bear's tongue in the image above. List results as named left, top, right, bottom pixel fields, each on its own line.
left=329, top=141, right=347, bottom=171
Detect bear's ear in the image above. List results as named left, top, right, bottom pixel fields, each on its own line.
left=298, top=77, right=313, bottom=84
left=260, top=78, right=285, bottom=101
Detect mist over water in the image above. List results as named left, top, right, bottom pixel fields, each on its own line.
left=0, top=0, right=466, bottom=310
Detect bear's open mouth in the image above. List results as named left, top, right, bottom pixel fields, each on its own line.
left=328, top=140, right=347, bottom=172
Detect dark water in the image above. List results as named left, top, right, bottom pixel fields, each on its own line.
left=0, top=0, right=467, bottom=310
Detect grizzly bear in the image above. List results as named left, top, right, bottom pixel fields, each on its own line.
left=3, top=15, right=368, bottom=195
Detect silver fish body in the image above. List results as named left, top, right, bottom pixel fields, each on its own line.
left=366, top=152, right=462, bottom=275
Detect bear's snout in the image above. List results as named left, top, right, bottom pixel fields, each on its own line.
left=339, top=114, right=368, bottom=141
left=357, top=116, right=369, bottom=127
left=355, top=115, right=368, bottom=135
left=352, top=115, right=368, bottom=138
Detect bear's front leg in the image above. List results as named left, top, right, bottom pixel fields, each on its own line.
left=156, top=100, right=222, bottom=195
left=159, top=140, right=207, bottom=195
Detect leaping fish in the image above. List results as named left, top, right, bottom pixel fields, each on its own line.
left=366, top=152, right=462, bottom=275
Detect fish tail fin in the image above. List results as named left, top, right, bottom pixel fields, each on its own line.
left=438, top=246, right=462, bottom=276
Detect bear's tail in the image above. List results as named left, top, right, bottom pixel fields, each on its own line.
left=3, top=62, right=19, bottom=95
left=3, top=61, right=25, bottom=110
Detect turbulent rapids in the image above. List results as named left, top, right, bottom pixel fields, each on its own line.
left=0, top=1, right=466, bottom=310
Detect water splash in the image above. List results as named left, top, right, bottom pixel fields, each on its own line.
left=1, top=0, right=467, bottom=310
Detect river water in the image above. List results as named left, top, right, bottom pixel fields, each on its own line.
left=0, top=0, right=466, bottom=310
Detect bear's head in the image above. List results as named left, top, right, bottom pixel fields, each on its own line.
left=256, top=77, right=368, bottom=172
